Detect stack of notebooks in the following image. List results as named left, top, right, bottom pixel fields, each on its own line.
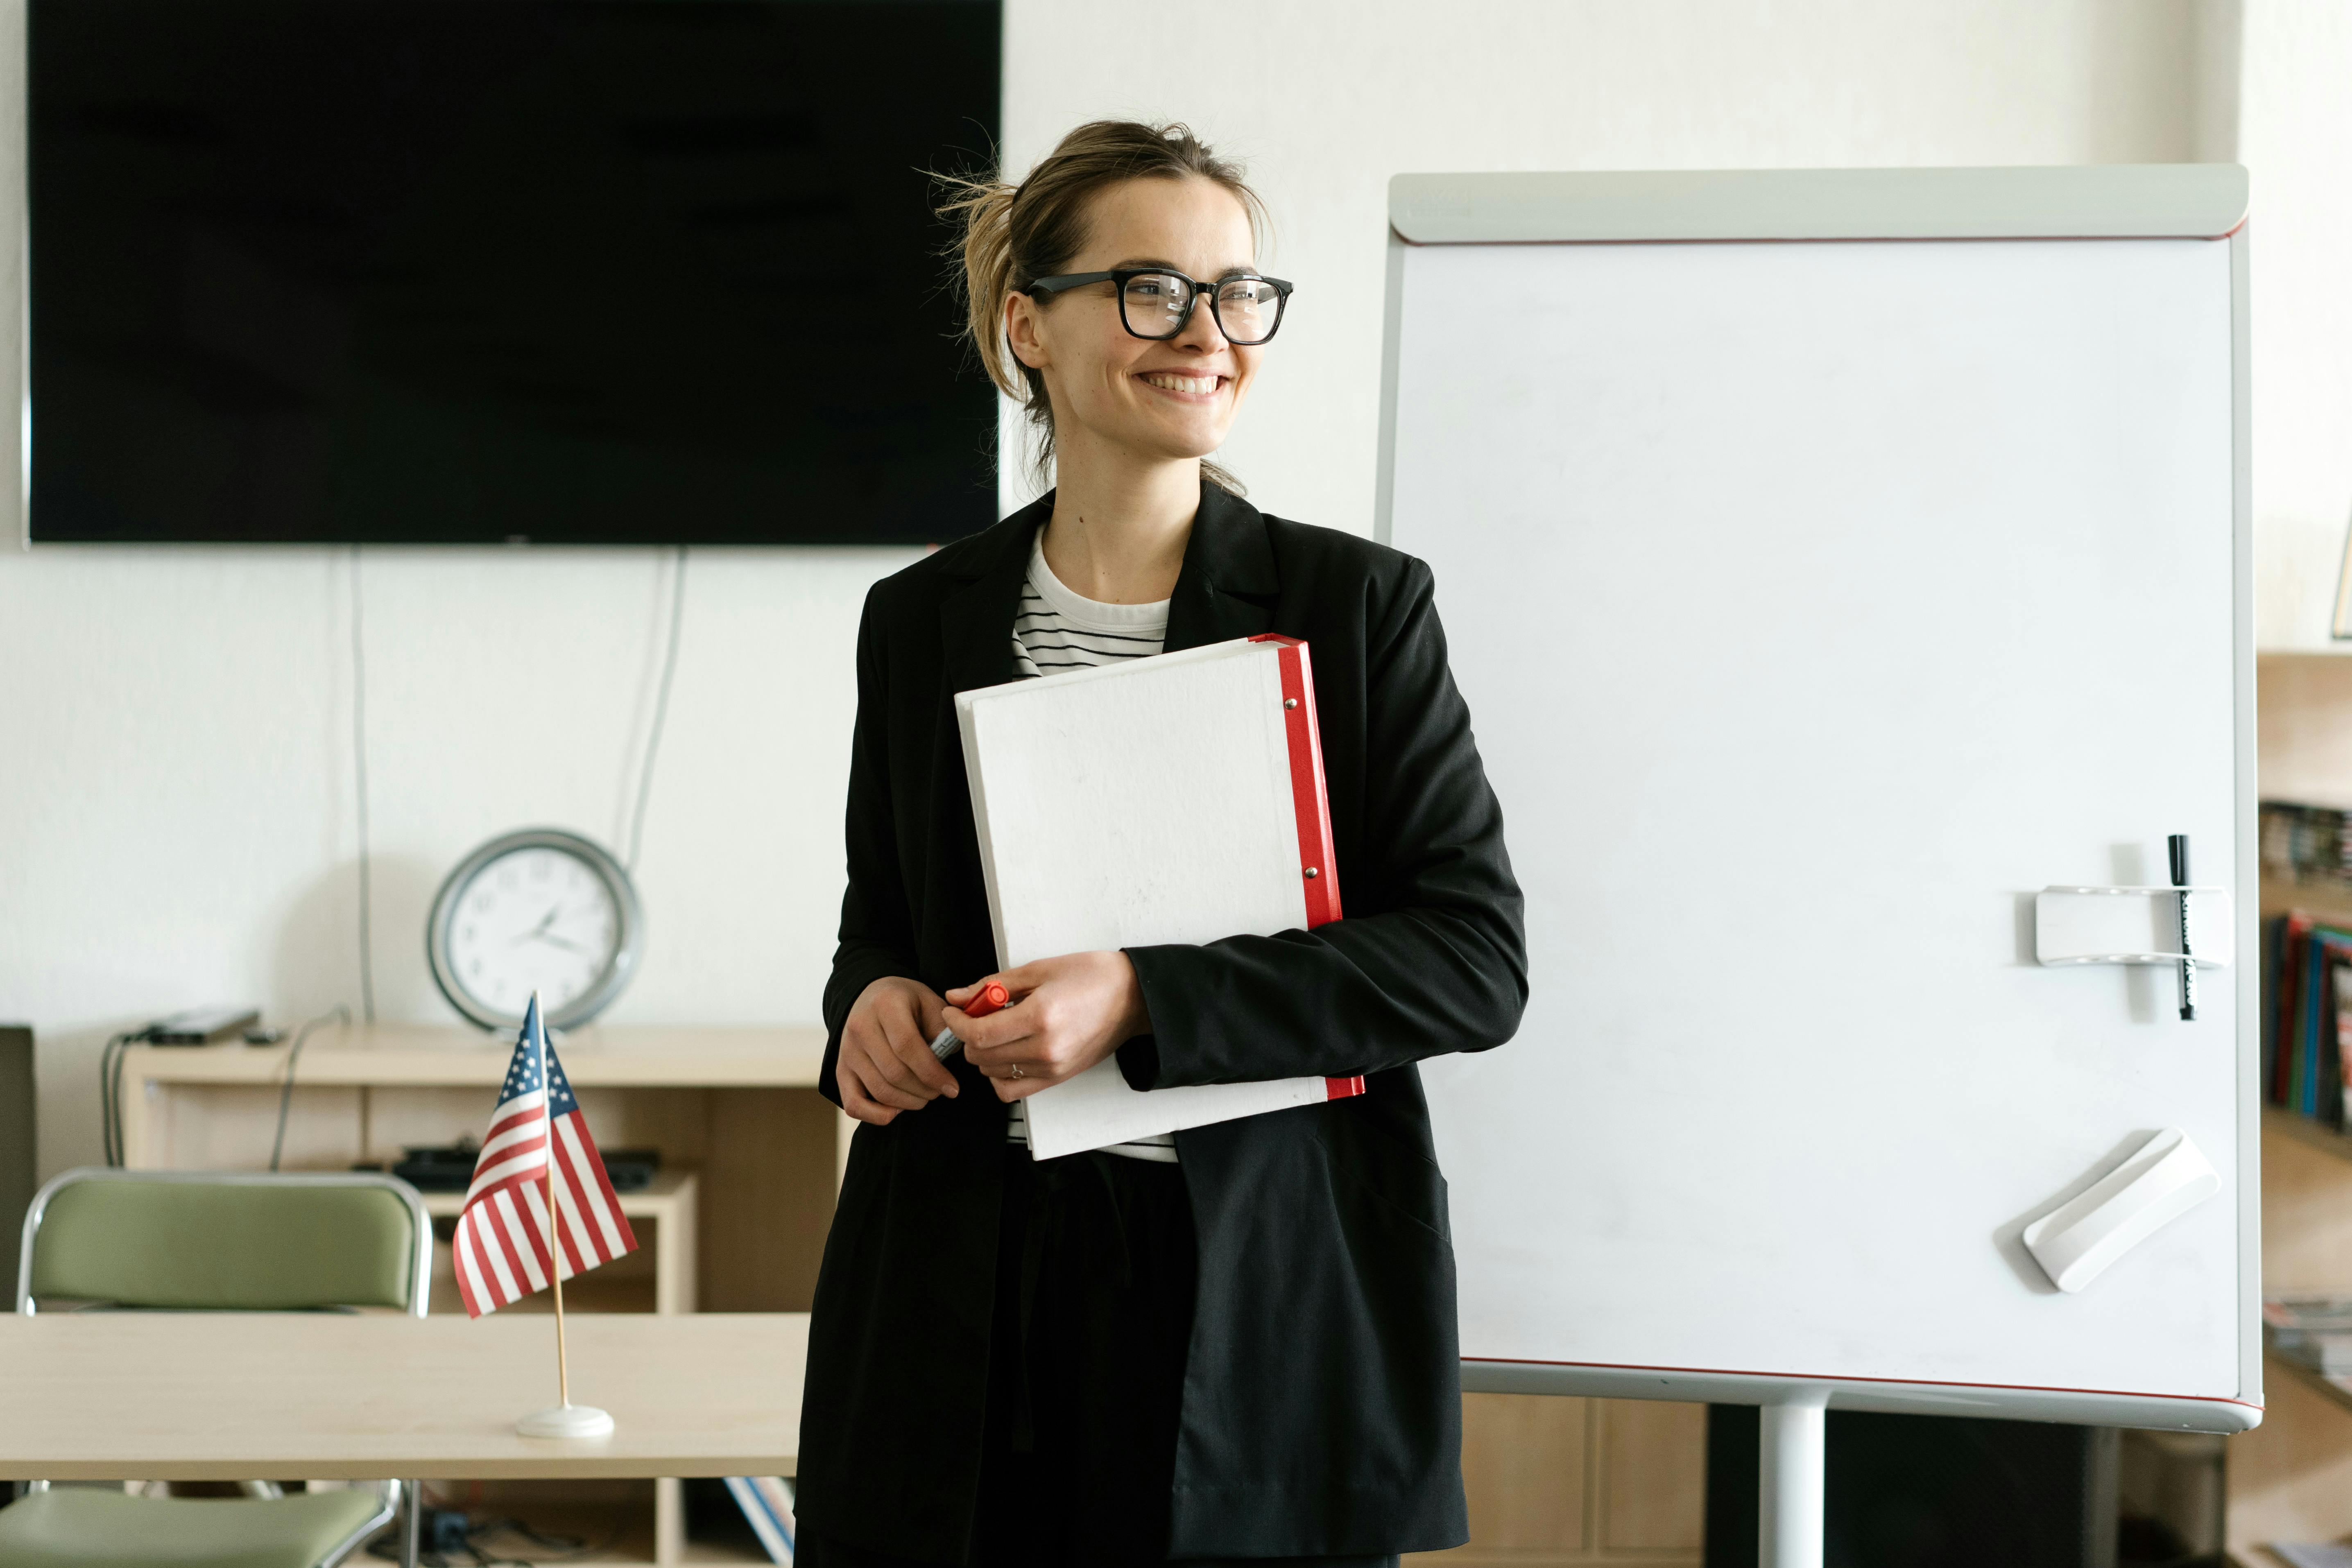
left=2265, top=912, right=2352, bottom=1129
left=2264, top=1296, right=2352, bottom=1376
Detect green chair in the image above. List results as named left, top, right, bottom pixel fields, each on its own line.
left=0, top=1169, right=431, bottom=1568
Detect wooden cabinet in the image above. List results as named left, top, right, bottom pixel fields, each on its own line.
left=1410, top=1394, right=1706, bottom=1566
left=116, top=1022, right=841, bottom=1314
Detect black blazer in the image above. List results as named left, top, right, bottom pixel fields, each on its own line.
left=798, top=482, right=1527, bottom=1562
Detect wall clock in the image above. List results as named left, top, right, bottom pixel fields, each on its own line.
left=425, top=828, right=643, bottom=1032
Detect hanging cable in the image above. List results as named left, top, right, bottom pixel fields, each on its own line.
left=626, top=545, right=688, bottom=872
left=99, top=1034, right=117, bottom=1167
left=269, top=1005, right=352, bottom=1172
left=97, top=1028, right=141, bottom=1167
left=352, top=546, right=377, bottom=1024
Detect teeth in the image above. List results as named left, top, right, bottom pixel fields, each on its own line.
left=1143, top=373, right=1220, bottom=395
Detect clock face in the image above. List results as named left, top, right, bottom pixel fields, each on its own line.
left=445, top=846, right=623, bottom=1018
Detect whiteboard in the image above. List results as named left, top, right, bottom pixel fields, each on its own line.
left=1378, top=168, right=2258, bottom=1431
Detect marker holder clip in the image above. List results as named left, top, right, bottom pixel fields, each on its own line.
left=2033, top=885, right=2232, bottom=970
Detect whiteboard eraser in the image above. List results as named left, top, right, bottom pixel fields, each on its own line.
left=2022, top=1128, right=2219, bottom=1294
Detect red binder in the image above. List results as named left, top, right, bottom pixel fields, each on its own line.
left=1254, top=633, right=1363, bottom=1102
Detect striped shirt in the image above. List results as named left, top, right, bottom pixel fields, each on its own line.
left=1004, top=529, right=1177, bottom=1164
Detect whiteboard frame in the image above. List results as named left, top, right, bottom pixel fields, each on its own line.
left=1376, top=167, right=2260, bottom=1431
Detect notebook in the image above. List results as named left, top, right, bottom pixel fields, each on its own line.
left=956, top=634, right=1365, bottom=1160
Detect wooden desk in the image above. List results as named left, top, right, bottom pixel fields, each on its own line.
left=117, top=1023, right=842, bottom=1314
left=0, top=1312, right=807, bottom=1482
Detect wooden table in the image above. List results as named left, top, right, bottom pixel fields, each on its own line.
left=0, top=1312, right=807, bottom=1481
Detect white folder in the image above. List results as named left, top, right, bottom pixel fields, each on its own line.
left=955, top=634, right=1364, bottom=1160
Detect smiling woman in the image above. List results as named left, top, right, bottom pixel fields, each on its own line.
left=795, top=120, right=1527, bottom=1568
left=939, top=120, right=1277, bottom=500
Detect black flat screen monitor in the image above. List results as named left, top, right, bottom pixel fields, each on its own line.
left=29, top=0, right=1001, bottom=545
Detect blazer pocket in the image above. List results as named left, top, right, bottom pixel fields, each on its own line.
left=1317, top=1106, right=1453, bottom=1242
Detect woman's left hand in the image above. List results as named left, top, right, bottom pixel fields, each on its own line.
left=947, top=951, right=1152, bottom=1102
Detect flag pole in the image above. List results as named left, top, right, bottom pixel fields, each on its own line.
left=541, top=993, right=571, bottom=1410
left=514, top=992, right=613, bottom=1440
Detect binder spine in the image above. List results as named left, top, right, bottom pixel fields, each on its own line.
left=1251, top=636, right=1361, bottom=1105
left=1251, top=634, right=1343, bottom=929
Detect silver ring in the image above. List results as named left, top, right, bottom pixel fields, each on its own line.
left=1010, top=1063, right=1025, bottom=1079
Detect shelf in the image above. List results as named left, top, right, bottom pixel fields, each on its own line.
left=423, top=1170, right=697, bottom=1315
left=679, top=1545, right=778, bottom=1565
left=2264, top=1105, right=2352, bottom=1167
left=2270, top=1350, right=2352, bottom=1423
left=435, top=1500, right=657, bottom=1567
left=403, top=1480, right=775, bottom=1568
left=120, top=1037, right=841, bottom=1316
left=419, top=1167, right=699, bottom=1219
left=2260, top=874, right=2352, bottom=927
left=120, top=1023, right=828, bottom=1089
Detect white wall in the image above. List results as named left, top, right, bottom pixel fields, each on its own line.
left=2, top=0, right=2219, bottom=1174
left=1002, top=0, right=2209, bottom=520
left=2239, top=2, right=2352, bottom=649
left=2257, top=656, right=2352, bottom=807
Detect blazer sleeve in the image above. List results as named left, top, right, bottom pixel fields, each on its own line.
left=1118, top=558, right=1527, bottom=1088
left=818, top=588, right=924, bottom=1109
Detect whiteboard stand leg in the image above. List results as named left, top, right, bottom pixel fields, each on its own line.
left=1758, top=1391, right=1829, bottom=1568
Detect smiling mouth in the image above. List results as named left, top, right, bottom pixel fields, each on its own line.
left=1138, top=371, right=1226, bottom=397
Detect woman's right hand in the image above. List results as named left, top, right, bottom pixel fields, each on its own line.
left=838, top=976, right=958, bottom=1125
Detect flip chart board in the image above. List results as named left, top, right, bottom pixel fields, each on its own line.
left=1378, top=167, right=2257, bottom=1430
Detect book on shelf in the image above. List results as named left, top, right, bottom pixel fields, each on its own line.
left=2263, top=799, right=2352, bottom=887
left=2265, top=1296, right=2352, bottom=1375
left=955, top=636, right=1367, bottom=1161
left=724, top=1476, right=795, bottom=1564
left=2264, top=911, right=2352, bottom=1130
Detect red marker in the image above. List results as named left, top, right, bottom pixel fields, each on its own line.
left=928, top=980, right=1010, bottom=1061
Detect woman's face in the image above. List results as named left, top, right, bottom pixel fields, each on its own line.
left=1007, top=175, right=1265, bottom=469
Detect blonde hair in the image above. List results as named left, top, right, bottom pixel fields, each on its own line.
left=937, top=120, right=1269, bottom=494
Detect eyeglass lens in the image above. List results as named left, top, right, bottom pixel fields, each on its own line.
left=1119, top=272, right=1282, bottom=344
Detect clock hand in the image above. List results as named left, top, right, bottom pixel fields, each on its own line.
left=534, top=933, right=588, bottom=955
left=512, top=906, right=564, bottom=946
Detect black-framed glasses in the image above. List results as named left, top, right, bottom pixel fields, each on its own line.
left=1025, top=268, right=1294, bottom=346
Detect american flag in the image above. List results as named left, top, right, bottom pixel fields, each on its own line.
left=450, top=995, right=639, bottom=1318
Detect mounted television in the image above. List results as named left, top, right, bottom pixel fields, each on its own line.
left=29, top=0, right=1001, bottom=545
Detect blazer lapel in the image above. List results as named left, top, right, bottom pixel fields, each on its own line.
left=1164, top=480, right=1281, bottom=652
left=942, top=480, right=1281, bottom=669
left=937, top=496, right=1048, bottom=695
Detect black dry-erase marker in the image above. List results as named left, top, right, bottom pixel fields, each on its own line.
left=2168, top=833, right=2196, bottom=1022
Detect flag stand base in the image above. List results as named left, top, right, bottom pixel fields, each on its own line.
left=516, top=1403, right=615, bottom=1439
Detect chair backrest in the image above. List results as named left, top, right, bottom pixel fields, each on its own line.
left=18, top=1169, right=430, bottom=1315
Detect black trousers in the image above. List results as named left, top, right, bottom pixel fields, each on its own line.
left=796, top=1148, right=1401, bottom=1568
